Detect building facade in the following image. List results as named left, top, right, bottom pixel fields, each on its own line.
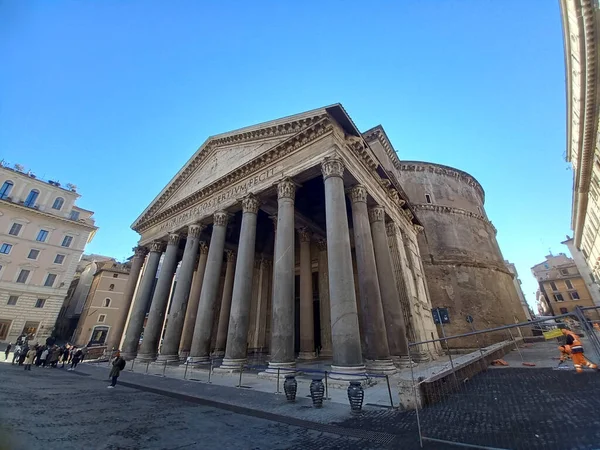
left=560, top=0, right=600, bottom=286
left=531, top=254, right=599, bottom=319
left=396, top=162, right=529, bottom=346
left=72, top=261, right=131, bottom=349
left=0, top=164, right=97, bottom=343
left=117, top=104, right=519, bottom=376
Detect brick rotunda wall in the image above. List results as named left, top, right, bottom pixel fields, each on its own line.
left=397, top=162, right=527, bottom=348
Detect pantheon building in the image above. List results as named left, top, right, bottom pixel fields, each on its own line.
left=115, top=104, right=526, bottom=377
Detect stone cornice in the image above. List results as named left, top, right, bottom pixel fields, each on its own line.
left=362, top=125, right=401, bottom=171
left=560, top=0, right=600, bottom=246
left=423, top=258, right=512, bottom=276
left=132, top=113, right=329, bottom=231
left=135, top=117, right=334, bottom=233
left=0, top=198, right=97, bottom=231
left=412, top=203, right=497, bottom=233
left=398, top=162, right=485, bottom=203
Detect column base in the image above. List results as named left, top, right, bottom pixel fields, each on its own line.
left=135, top=353, right=157, bottom=364
left=258, top=361, right=296, bottom=378
left=366, top=359, right=397, bottom=375
left=393, top=355, right=416, bottom=368
left=328, top=364, right=367, bottom=381
left=155, top=354, right=181, bottom=365
left=121, top=352, right=137, bottom=361
left=178, top=350, right=190, bottom=360
left=297, top=351, right=316, bottom=360
left=412, top=351, right=431, bottom=363
left=212, top=350, right=225, bottom=358
left=187, top=355, right=210, bottom=365
left=214, top=358, right=246, bottom=373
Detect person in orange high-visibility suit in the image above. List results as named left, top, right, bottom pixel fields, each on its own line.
left=558, top=329, right=598, bottom=373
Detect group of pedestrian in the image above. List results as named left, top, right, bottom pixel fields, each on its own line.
left=5, top=342, right=86, bottom=371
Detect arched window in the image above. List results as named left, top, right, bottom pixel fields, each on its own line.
left=103, top=298, right=111, bottom=307
left=108, top=283, right=115, bottom=291
left=0, top=181, right=13, bottom=199
left=52, top=197, right=64, bottom=210
left=24, top=189, right=39, bottom=207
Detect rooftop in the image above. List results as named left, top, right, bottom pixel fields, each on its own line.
left=0, top=160, right=79, bottom=195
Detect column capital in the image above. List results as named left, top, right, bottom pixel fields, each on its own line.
left=188, top=223, right=206, bottom=239
left=225, top=249, right=236, bottom=262
left=368, top=205, right=385, bottom=223
left=321, top=156, right=344, bottom=180
left=199, top=241, right=209, bottom=255
left=277, top=178, right=295, bottom=200
left=133, top=246, right=149, bottom=258
left=149, top=241, right=165, bottom=253
left=213, top=210, right=230, bottom=227
left=316, top=238, right=327, bottom=252
left=298, top=227, right=311, bottom=243
left=167, top=232, right=181, bottom=247
left=349, top=185, right=368, bottom=203
left=242, top=194, right=260, bottom=214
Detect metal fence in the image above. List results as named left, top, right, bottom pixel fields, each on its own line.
left=407, top=312, right=600, bottom=449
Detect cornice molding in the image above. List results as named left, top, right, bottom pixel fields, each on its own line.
left=362, top=126, right=401, bottom=171
left=412, top=203, right=497, bottom=233
left=0, top=199, right=97, bottom=231
left=423, top=258, right=512, bottom=276
left=135, top=117, right=334, bottom=232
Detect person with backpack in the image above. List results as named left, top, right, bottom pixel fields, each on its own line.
left=107, top=351, right=126, bottom=388
left=68, top=348, right=82, bottom=371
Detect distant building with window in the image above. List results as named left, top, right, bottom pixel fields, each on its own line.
left=72, top=260, right=131, bottom=350
left=531, top=253, right=599, bottom=319
left=53, top=253, right=114, bottom=341
left=0, top=163, right=97, bottom=343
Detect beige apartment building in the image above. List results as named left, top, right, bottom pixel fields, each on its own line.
left=560, top=0, right=600, bottom=307
left=0, top=163, right=97, bottom=343
left=72, top=260, right=131, bottom=349
left=531, top=254, right=599, bottom=319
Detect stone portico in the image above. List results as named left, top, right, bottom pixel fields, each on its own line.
left=119, top=105, right=441, bottom=377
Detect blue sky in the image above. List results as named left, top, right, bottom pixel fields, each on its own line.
left=0, top=1, right=570, bottom=309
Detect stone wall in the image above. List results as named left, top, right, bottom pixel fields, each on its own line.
left=397, top=162, right=527, bottom=347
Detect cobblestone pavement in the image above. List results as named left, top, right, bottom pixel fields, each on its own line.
left=0, top=363, right=386, bottom=450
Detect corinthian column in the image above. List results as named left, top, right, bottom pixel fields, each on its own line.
left=214, top=250, right=237, bottom=356
left=321, top=157, right=365, bottom=378
left=136, top=233, right=181, bottom=363
left=370, top=206, right=411, bottom=367
left=179, top=241, right=209, bottom=359
left=106, top=245, right=147, bottom=353
left=317, top=239, right=332, bottom=358
left=220, top=194, right=259, bottom=370
left=189, top=211, right=229, bottom=363
left=349, top=186, right=395, bottom=374
left=298, top=227, right=315, bottom=359
left=121, top=242, right=163, bottom=360
left=266, top=178, right=296, bottom=374
left=157, top=224, right=204, bottom=363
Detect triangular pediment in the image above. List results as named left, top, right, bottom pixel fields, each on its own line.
left=132, top=105, right=357, bottom=231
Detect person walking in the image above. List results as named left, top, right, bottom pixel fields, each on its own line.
left=18, top=345, right=28, bottom=366
left=49, top=346, right=60, bottom=368
left=11, top=345, right=21, bottom=365
left=24, top=347, right=36, bottom=371
left=40, top=347, right=49, bottom=368
left=107, top=351, right=126, bottom=388
left=68, top=348, right=82, bottom=371
left=4, top=343, right=11, bottom=361
left=60, top=346, right=69, bottom=368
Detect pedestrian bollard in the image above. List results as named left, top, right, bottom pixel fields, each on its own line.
left=207, top=360, right=213, bottom=384
left=184, top=361, right=189, bottom=380
left=145, top=361, right=150, bottom=374
left=385, top=375, right=394, bottom=408
left=237, top=365, right=244, bottom=388
left=162, top=361, right=167, bottom=377
left=276, top=368, right=281, bottom=394
left=325, top=371, right=330, bottom=400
